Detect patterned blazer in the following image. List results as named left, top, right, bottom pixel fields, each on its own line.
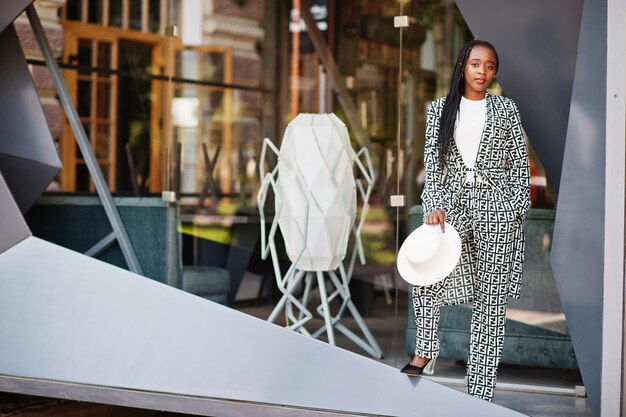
left=421, top=93, right=531, bottom=304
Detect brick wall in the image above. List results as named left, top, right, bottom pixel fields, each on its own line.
left=15, top=0, right=66, bottom=190
left=213, top=0, right=264, bottom=20
left=15, top=20, right=63, bottom=57
left=232, top=55, right=261, bottom=86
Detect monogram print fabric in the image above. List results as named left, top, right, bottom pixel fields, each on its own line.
left=421, top=93, right=530, bottom=303
left=414, top=93, right=531, bottom=401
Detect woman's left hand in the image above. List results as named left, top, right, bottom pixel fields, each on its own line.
left=426, top=209, right=446, bottom=233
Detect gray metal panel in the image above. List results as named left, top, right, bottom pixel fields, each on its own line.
left=455, top=0, right=583, bottom=190
left=0, top=25, right=61, bottom=213
left=0, top=155, right=60, bottom=215
left=0, top=237, right=525, bottom=417
left=551, top=0, right=606, bottom=415
left=0, top=375, right=382, bottom=417
left=0, top=173, right=30, bottom=255
left=456, top=1, right=604, bottom=414
left=0, top=0, right=34, bottom=34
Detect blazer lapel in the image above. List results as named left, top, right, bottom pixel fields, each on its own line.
left=474, top=93, right=494, bottom=168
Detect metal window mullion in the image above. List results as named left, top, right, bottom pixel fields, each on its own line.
left=110, top=40, right=119, bottom=190
left=91, top=40, right=98, bottom=158
left=197, top=85, right=204, bottom=195
left=90, top=40, right=100, bottom=191
left=223, top=49, right=233, bottom=195
left=197, top=53, right=204, bottom=194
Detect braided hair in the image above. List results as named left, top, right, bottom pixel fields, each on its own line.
left=437, top=39, right=499, bottom=169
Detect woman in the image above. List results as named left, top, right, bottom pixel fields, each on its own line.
left=401, top=39, right=531, bottom=402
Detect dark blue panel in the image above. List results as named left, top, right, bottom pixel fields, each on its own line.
left=551, top=0, right=606, bottom=415
left=456, top=0, right=583, bottom=190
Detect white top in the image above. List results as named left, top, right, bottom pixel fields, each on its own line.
left=454, top=96, right=486, bottom=173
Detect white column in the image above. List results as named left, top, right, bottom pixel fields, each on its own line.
left=181, top=0, right=203, bottom=45
left=602, top=0, right=626, bottom=415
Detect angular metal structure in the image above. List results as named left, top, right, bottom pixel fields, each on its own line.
left=0, top=1, right=569, bottom=415
left=0, top=0, right=34, bottom=34
left=0, top=236, right=525, bottom=417
left=551, top=1, right=607, bottom=415
left=456, top=1, right=607, bottom=415
left=456, top=0, right=583, bottom=190
left=0, top=173, right=30, bottom=255
left=21, top=4, right=142, bottom=274
left=0, top=25, right=61, bottom=213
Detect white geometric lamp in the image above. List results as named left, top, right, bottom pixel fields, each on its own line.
left=258, top=113, right=381, bottom=358
left=276, top=113, right=357, bottom=271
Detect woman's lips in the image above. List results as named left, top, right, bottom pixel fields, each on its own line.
left=475, top=78, right=485, bottom=84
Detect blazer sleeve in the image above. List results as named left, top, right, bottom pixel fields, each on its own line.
left=421, top=101, right=445, bottom=216
left=507, top=101, right=531, bottom=222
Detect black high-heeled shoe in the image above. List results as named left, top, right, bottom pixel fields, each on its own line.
left=400, top=358, right=431, bottom=377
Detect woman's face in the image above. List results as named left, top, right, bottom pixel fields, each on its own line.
left=463, top=45, right=497, bottom=100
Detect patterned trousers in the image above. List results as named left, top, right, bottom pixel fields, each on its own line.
left=412, top=181, right=519, bottom=401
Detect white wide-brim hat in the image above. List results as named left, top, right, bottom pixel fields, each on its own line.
left=397, top=222, right=462, bottom=286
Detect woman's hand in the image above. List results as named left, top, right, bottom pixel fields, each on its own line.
left=426, top=209, right=446, bottom=233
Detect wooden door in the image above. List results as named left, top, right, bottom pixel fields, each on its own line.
left=62, top=30, right=118, bottom=191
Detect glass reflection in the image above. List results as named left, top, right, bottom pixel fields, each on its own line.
left=49, top=0, right=584, bottom=412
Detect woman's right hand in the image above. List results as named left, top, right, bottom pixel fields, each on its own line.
left=426, top=209, right=446, bottom=233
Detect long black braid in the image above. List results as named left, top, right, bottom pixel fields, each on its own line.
left=437, top=39, right=499, bottom=169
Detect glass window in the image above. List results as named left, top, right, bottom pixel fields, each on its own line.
left=202, top=52, right=225, bottom=82
left=97, top=42, right=111, bottom=72
left=76, top=123, right=91, bottom=159
left=95, top=123, right=111, bottom=159
left=170, top=48, right=235, bottom=196
left=528, top=141, right=555, bottom=209
left=179, top=127, right=199, bottom=194
left=77, top=80, right=92, bottom=116
left=129, top=0, right=142, bottom=30
left=149, top=0, right=162, bottom=33
left=78, top=39, right=93, bottom=75
left=202, top=126, right=223, bottom=150
left=201, top=90, right=224, bottom=120
left=168, top=0, right=181, bottom=27
left=88, top=0, right=104, bottom=24
left=178, top=50, right=199, bottom=80
left=75, top=163, right=90, bottom=191
left=99, top=164, right=110, bottom=186
left=64, top=0, right=177, bottom=33
left=65, top=0, right=81, bottom=21
left=109, top=0, right=123, bottom=27
left=96, top=82, right=111, bottom=119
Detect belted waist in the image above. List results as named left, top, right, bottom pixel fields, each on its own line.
left=447, top=166, right=507, bottom=175
left=447, top=167, right=507, bottom=195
